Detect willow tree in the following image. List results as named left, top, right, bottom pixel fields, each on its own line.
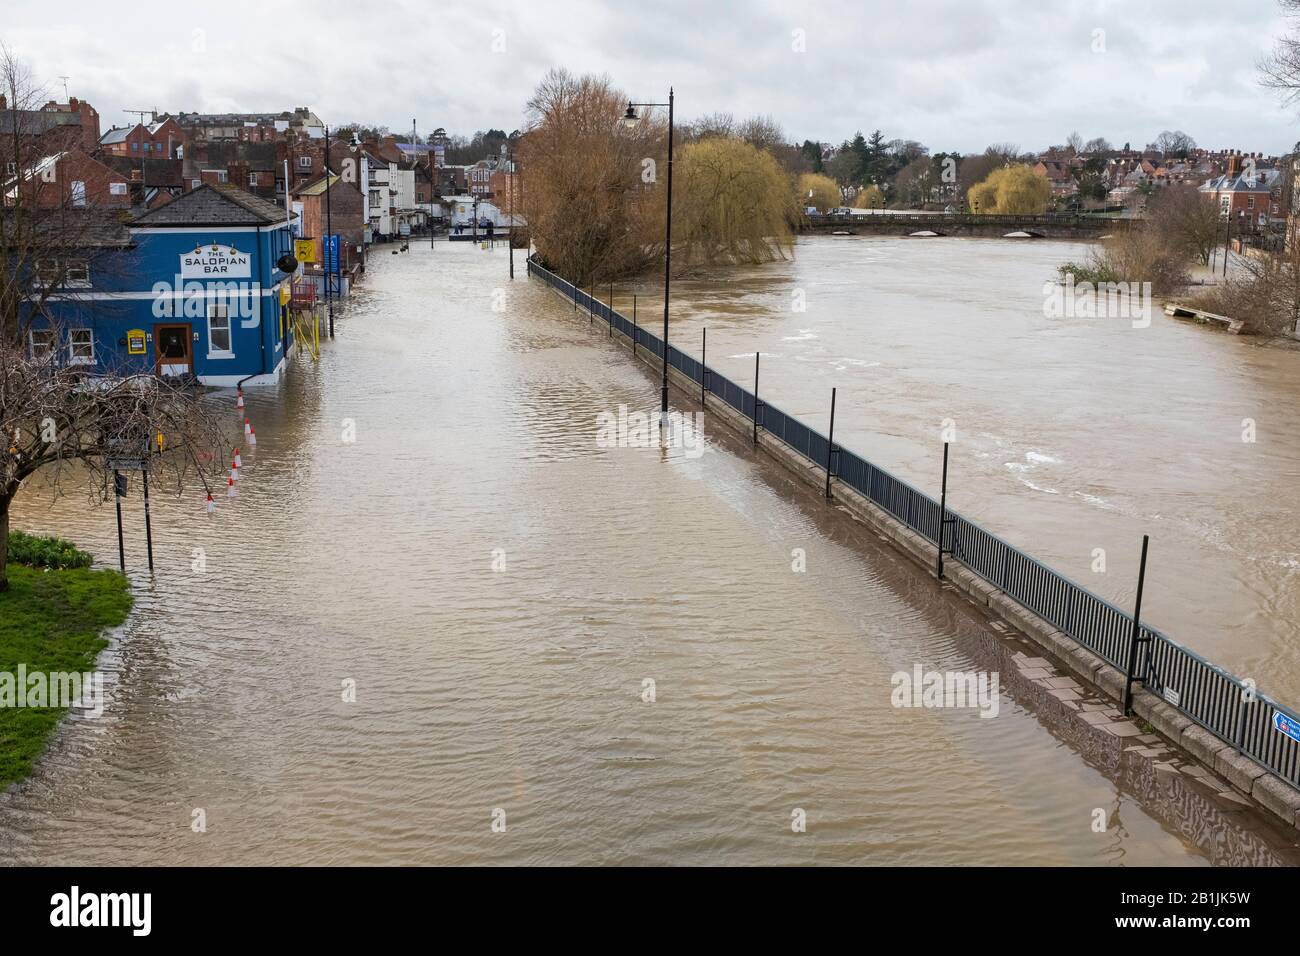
left=797, top=172, right=840, bottom=212
left=518, top=70, right=795, bottom=282
left=673, top=138, right=794, bottom=267
left=967, top=164, right=1051, bottom=214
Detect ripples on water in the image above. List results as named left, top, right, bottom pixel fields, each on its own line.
left=622, top=237, right=1300, bottom=703
left=2, top=242, right=1296, bottom=865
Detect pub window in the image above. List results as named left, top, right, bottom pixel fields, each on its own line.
left=34, top=259, right=60, bottom=285
left=64, top=259, right=90, bottom=285
left=208, top=303, right=233, bottom=355
left=29, top=328, right=55, bottom=358
left=68, top=328, right=94, bottom=365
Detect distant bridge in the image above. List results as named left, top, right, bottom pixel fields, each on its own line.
left=799, top=213, right=1140, bottom=239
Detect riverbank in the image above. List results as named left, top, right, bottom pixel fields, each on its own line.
left=0, top=559, right=132, bottom=789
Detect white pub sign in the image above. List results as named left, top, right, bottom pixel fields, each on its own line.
left=180, top=243, right=252, bottom=279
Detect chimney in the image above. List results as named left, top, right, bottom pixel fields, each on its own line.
left=69, top=96, right=79, bottom=111
left=1227, top=153, right=1239, bottom=179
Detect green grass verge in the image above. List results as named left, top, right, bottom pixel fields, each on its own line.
left=0, top=564, right=133, bottom=789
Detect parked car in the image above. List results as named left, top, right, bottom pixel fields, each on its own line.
left=829, top=206, right=853, bottom=216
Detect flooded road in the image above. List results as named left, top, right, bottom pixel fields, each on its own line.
left=3, top=241, right=1298, bottom=865
left=615, top=236, right=1300, bottom=705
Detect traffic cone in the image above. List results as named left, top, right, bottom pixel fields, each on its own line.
left=230, top=461, right=238, bottom=483
left=234, top=448, right=242, bottom=469
left=248, top=425, right=257, bottom=447
left=236, top=388, right=245, bottom=410
left=206, top=493, right=216, bottom=514
left=227, top=477, right=237, bottom=498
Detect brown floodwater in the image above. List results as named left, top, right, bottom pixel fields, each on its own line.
left=2, top=240, right=1298, bottom=865
left=615, top=236, right=1300, bottom=706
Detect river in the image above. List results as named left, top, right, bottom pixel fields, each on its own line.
left=613, top=236, right=1300, bottom=705
left=2, top=239, right=1297, bottom=865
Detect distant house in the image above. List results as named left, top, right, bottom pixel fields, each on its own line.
left=99, top=116, right=185, bottom=158
left=2, top=150, right=130, bottom=209
left=1200, top=154, right=1281, bottom=228
left=1033, top=159, right=1079, bottom=197
left=24, top=183, right=299, bottom=386
left=291, top=172, right=365, bottom=294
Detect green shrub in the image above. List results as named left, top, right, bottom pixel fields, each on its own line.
left=6, top=531, right=93, bottom=570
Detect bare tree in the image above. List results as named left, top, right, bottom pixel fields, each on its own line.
left=1147, top=185, right=1220, bottom=265
left=1153, top=130, right=1197, bottom=158
left=1261, top=0, right=1300, bottom=104
left=1, top=45, right=126, bottom=348
left=1, top=342, right=230, bottom=589
left=1, top=49, right=229, bottom=587
left=685, top=112, right=736, bottom=142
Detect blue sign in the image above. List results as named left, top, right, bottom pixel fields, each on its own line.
left=1275, top=711, right=1300, bottom=744
left=323, top=235, right=340, bottom=275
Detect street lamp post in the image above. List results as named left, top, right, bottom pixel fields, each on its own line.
left=623, top=89, right=674, bottom=427
left=507, top=143, right=514, bottom=279
left=324, top=125, right=335, bottom=339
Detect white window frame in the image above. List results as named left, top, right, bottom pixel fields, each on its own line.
left=249, top=172, right=259, bottom=187
left=68, top=328, right=95, bottom=365
left=298, top=156, right=312, bottom=168
left=28, top=328, right=56, bottom=359
left=63, top=259, right=90, bottom=287
left=207, top=303, right=234, bottom=358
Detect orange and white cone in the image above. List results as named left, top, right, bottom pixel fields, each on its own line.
left=234, top=448, right=242, bottom=469
left=236, top=388, right=245, bottom=410
left=227, top=477, right=237, bottom=498
left=206, top=493, right=216, bottom=514
left=248, top=425, right=257, bottom=447
left=230, top=461, right=238, bottom=484
left=244, top=418, right=252, bottom=438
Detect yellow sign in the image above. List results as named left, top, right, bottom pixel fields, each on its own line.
left=295, top=239, right=317, bottom=264
left=280, top=284, right=291, bottom=306
left=126, top=329, right=147, bottom=355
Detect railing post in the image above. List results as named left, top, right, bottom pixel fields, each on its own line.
left=701, top=327, right=707, bottom=406
left=1122, top=534, right=1151, bottom=715
left=752, top=350, right=761, bottom=443
left=936, top=440, right=950, bottom=579
left=632, top=296, right=637, bottom=358
left=608, top=284, right=613, bottom=336
left=824, top=387, right=837, bottom=499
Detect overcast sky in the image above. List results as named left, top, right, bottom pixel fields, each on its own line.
left=5, top=0, right=1299, bottom=154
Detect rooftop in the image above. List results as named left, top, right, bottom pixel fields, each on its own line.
left=131, top=182, right=291, bottom=226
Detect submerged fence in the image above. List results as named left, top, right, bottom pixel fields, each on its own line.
left=528, top=255, right=1300, bottom=792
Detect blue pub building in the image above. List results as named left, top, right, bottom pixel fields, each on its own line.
left=32, top=184, right=298, bottom=387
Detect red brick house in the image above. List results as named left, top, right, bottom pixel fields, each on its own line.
left=2, top=149, right=130, bottom=209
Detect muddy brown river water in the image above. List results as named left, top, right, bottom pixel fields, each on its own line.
left=2, top=238, right=1298, bottom=865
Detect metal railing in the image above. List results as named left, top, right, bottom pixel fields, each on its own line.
left=527, top=255, right=1300, bottom=790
